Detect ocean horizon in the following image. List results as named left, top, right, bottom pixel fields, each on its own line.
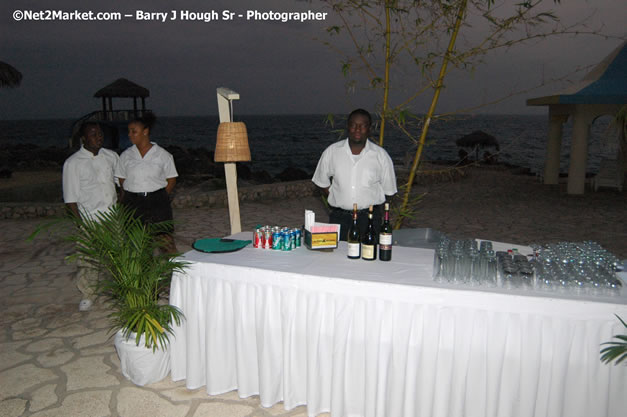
left=0, top=113, right=618, bottom=176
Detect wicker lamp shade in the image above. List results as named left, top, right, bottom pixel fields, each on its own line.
left=214, top=122, right=251, bottom=162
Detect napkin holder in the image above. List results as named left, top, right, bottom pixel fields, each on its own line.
left=304, top=223, right=339, bottom=250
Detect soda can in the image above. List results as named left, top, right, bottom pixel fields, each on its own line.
left=254, top=228, right=262, bottom=248
left=264, top=229, right=272, bottom=249
left=258, top=229, right=266, bottom=249
left=290, top=230, right=297, bottom=250
left=272, top=231, right=282, bottom=250
left=293, top=228, right=301, bottom=248
left=282, top=230, right=292, bottom=251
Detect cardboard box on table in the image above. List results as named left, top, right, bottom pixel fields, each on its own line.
left=304, top=223, right=340, bottom=250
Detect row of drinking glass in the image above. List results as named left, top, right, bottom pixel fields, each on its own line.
left=432, top=238, right=623, bottom=295
left=432, top=238, right=498, bottom=286
left=531, top=241, right=622, bottom=294
left=499, top=253, right=535, bottom=289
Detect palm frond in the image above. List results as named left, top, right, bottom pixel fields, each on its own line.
left=31, top=203, right=187, bottom=351
left=600, top=314, right=627, bottom=365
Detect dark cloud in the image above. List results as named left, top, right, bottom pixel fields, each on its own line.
left=0, top=0, right=624, bottom=119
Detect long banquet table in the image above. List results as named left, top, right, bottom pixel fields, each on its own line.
left=170, top=233, right=627, bottom=417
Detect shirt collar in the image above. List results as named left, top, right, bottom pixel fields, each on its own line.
left=79, top=145, right=100, bottom=158
left=343, top=137, right=372, bottom=155
left=133, top=142, right=156, bottom=157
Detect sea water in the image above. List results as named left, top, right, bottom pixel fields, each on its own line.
left=0, top=114, right=618, bottom=176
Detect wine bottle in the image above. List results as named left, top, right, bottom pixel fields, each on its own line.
left=347, top=203, right=361, bottom=259
left=379, top=202, right=392, bottom=261
left=361, top=205, right=377, bottom=261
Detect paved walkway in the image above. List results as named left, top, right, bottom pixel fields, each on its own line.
left=0, top=196, right=329, bottom=417
left=1, top=169, right=626, bottom=417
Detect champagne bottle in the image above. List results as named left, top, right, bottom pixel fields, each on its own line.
left=361, top=205, right=377, bottom=261
left=347, top=203, right=361, bottom=259
left=379, top=202, right=392, bottom=261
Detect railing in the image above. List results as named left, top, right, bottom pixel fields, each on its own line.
left=86, top=109, right=152, bottom=122
left=99, top=109, right=152, bottom=121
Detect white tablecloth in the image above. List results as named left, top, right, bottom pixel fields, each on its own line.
left=170, top=233, right=627, bottom=417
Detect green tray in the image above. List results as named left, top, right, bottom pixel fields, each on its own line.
left=192, top=238, right=252, bottom=253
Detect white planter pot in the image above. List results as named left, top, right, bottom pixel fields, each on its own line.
left=114, top=330, right=170, bottom=386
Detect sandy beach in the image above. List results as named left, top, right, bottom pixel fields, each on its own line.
left=398, top=165, right=627, bottom=258
left=1, top=164, right=626, bottom=417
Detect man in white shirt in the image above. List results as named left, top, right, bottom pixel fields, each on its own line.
left=312, top=109, right=397, bottom=240
left=62, top=122, right=120, bottom=311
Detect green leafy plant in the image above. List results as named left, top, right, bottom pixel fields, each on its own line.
left=600, top=315, right=627, bottom=365
left=32, top=204, right=187, bottom=351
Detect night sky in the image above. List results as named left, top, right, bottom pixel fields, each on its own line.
left=1, top=0, right=625, bottom=120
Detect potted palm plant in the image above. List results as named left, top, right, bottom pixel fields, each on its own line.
left=51, top=204, right=187, bottom=385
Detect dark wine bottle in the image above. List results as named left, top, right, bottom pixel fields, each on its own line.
left=379, top=202, right=392, bottom=261
left=361, top=205, right=377, bottom=261
left=347, top=203, right=361, bottom=259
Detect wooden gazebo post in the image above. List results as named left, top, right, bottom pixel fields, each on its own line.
left=107, top=97, right=113, bottom=120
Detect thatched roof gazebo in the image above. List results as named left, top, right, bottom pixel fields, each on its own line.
left=0, top=61, right=23, bottom=88
left=94, top=78, right=150, bottom=119
left=456, top=130, right=499, bottom=161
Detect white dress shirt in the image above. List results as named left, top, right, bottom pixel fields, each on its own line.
left=62, top=146, right=120, bottom=218
left=116, top=143, right=178, bottom=193
left=312, top=138, right=397, bottom=210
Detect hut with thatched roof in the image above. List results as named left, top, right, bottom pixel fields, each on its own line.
left=0, top=61, right=22, bottom=88
left=69, top=78, right=151, bottom=149
left=94, top=78, right=150, bottom=120
left=455, top=130, right=499, bottom=161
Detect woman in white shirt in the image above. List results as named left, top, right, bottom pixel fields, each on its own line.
left=116, top=112, right=178, bottom=252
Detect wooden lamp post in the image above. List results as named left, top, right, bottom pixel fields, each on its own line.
left=215, top=87, right=251, bottom=234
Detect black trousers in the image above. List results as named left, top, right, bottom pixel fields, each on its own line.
left=121, top=188, right=174, bottom=232
left=329, top=204, right=382, bottom=241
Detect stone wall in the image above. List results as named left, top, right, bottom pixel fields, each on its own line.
left=0, top=180, right=318, bottom=219
left=1, top=203, right=65, bottom=219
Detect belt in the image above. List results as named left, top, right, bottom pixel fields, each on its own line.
left=125, top=188, right=163, bottom=197
left=331, top=204, right=381, bottom=214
